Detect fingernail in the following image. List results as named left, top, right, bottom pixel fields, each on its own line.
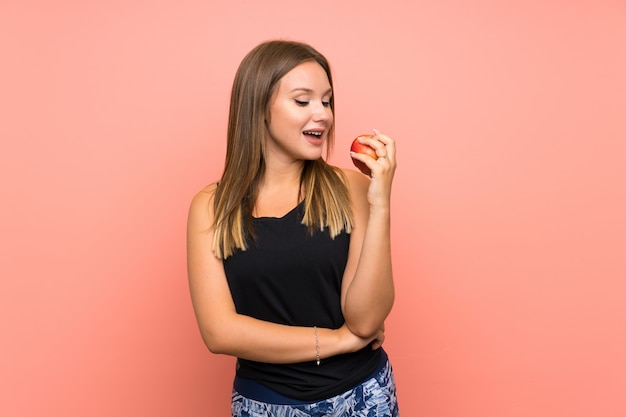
left=373, top=128, right=380, bottom=135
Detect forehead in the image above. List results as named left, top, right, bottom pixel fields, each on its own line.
left=276, top=61, right=331, bottom=93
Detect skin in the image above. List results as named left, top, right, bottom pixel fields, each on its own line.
left=187, top=61, right=397, bottom=364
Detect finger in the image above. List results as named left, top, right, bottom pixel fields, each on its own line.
left=355, top=136, right=390, bottom=160
left=371, top=338, right=383, bottom=350
left=373, top=333, right=385, bottom=349
left=350, top=150, right=378, bottom=175
left=372, top=129, right=393, bottom=145
left=355, top=135, right=386, bottom=157
left=372, top=130, right=396, bottom=160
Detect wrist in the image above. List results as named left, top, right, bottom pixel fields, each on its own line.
left=368, top=204, right=390, bottom=217
left=313, top=326, right=321, bottom=365
left=335, top=324, right=366, bottom=354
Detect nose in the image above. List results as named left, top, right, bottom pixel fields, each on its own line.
left=312, top=102, right=332, bottom=122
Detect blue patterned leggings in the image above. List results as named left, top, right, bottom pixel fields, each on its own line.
left=231, top=358, right=400, bottom=417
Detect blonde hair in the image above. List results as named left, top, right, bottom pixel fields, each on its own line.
left=212, top=40, right=352, bottom=259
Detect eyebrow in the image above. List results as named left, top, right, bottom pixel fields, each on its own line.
left=289, top=87, right=333, bottom=95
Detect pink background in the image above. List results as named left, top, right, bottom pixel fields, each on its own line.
left=2, top=0, right=625, bottom=416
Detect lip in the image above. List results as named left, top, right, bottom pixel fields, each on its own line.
left=302, top=128, right=325, bottom=146
left=302, top=131, right=324, bottom=146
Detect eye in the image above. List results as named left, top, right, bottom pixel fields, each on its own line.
left=322, top=101, right=331, bottom=107
left=295, top=100, right=309, bottom=106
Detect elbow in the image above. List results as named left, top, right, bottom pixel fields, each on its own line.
left=344, top=299, right=395, bottom=338
left=345, top=317, right=384, bottom=339
left=196, top=312, right=242, bottom=356
left=200, top=329, right=230, bottom=355
left=204, top=339, right=225, bottom=355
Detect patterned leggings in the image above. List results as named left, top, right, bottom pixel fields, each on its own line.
left=231, top=358, right=400, bottom=417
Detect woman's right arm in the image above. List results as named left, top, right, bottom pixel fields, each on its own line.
left=186, top=185, right=377, bottom=364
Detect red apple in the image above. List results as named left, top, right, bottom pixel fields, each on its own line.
left=350, top=135, right=378, bottom=176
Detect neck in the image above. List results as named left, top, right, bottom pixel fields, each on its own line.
left=261, top=157, right=305, bottom=191
left=254, top=160, right=305, bottom=217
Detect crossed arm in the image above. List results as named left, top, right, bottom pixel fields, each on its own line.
left=186, top=134, right=396, bottom=363
left=186, top=186, right=379, bottom=364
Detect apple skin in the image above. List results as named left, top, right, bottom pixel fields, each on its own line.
left=350, top=135, right=378, bottom=175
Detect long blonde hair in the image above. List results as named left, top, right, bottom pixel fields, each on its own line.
left=212, top=40, right=352, bottom=259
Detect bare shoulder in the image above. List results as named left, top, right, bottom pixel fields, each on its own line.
left=191, top=183, right=217, bottom=204
left=188, top=183, right=218, bottom=228
left=339, top=168, right=370, bottom=200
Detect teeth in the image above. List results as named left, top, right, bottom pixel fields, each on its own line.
left=304, top=131, right=322, bottom=137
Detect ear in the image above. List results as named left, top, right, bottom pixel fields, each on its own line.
left=264, top=106, right=272, bottom=126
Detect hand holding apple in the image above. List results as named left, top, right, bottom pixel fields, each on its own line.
left=350, top=135, right=378, bottom=176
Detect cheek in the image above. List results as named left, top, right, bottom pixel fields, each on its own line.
left=266, top=107, right=286, bottom=132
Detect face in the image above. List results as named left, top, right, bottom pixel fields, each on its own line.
left=265, top=61, right=334, bottom=162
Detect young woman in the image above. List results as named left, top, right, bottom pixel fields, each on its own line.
left=187, top=40, right=399, bottom=416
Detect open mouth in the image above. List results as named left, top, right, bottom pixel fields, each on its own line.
left=303, top=131, right=323, bottom=138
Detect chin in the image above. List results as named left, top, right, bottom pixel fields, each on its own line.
left=303, top=150, right=325, bottom=161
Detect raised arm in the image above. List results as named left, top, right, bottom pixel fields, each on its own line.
left=341, top=131, right=397, bottom=338
left=186, top=185, right=377, bottom=363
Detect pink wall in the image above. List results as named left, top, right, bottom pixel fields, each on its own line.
left=2, top=0, right=625, bottom=416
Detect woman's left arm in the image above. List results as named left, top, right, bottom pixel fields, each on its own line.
left=341, top=130, right=397, bottom=338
